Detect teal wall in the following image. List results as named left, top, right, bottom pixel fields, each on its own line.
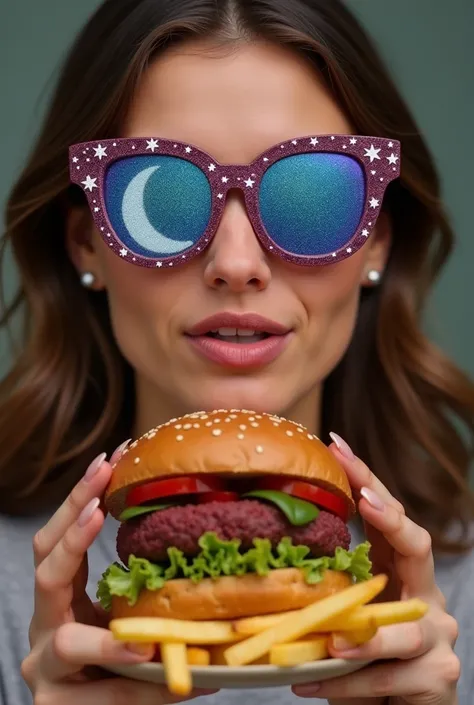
left=1, top=0, right=473, bottom=375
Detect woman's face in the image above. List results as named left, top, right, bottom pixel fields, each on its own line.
left=69, top=41, right=389, bottom=428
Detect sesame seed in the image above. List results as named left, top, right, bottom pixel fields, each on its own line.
left=122, top=448, right=129, bottom=454
left=297, top=427, right=304, bottom=433
left=249, top=417, right=255, bottom=421
left=307, top=434, right=313, bottom=440
left=193, top=423, right=200, bottom=428
left=214, top=419, right=221, bottom=424
left=176, top=435, right=184, bottom=441
left=230, top=414, right=237, bottom=419
left=256, top=445, right=264, bottom=453
left=134, top=457, right=140, bottom=464
left=175, top=424, right=182, bottom=430
left=183, top=424, right=192, bottom=430
left=251, top=422, right=259, bottom=428
left=201, top=415, right=208, bottom=419
left=256, top=415, right=263, bottom=419
left=239, top=425, right=247, bottom=431
left=225, top=418, right=231, bottom=423
left=212, top=429, right=222, bottom=436
left=286, top=430, right=294, bottom=437
left=169, top=418, right=177, bottom=423
left=205, top=421, right=213, bottom=427
left=237, top=433, right=245, bottom=440
left=273, top=423, right=279, bottom=427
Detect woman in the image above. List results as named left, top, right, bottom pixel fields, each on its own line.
left=0, top=0, right=473, bottom=703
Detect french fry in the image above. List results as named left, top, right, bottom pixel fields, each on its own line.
left=209, top=644, right=270, bottom=665
left=269, top=637, right=329, bottom=666
left=224, top=574, right=387, bottom=666
left=187, top=647, right=211, bottom=666
left=161, top=642, right=192, bottom=696
left=331, top=624, right=378, bottom=647
left=109, top=617, right=237, bottom=644
left=233, top=611, right=301, bottom=635
left=232, top=598, right=428, bottom=635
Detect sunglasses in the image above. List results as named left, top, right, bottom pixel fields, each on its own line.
left=69, top=134, right=400, bottom=269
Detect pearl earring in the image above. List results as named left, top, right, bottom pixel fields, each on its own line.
left=367, top=269, right=381, bottom=284
left=80, top=272, right=96, bottom=288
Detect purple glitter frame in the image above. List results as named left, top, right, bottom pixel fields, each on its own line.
left=69, top=134, right=401, bottom=268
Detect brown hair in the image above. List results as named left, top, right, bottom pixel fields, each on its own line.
left=1, top=0, right=473, bottom=551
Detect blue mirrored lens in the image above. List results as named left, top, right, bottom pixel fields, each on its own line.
left=259, top=153, right=365, bottom=256
left=105, top=156, right=211, bottom=258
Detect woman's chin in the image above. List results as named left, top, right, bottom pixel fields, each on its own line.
left=177, top=376, right=296, bottom=416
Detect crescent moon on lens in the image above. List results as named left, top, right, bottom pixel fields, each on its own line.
left=122, top=165, right=193, bottom=254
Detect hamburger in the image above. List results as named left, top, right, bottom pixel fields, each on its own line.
left=98, top=409, right=372, bottom=621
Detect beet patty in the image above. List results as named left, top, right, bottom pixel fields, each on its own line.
left=116, top=499, right=351, bottom=564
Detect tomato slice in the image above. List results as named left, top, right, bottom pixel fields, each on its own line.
left=126, top=475, right=226, bottom=507
left=254, top=477, right=348, bottom=522
left=197, top=491, right=240, bottom=504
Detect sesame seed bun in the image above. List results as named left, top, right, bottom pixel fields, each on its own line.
left=105, top=409, right=355, bottom=519
left=109, top=567, right=352, bottom=621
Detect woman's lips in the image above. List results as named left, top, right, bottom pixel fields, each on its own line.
left=185, top=333, right=293, bottom=368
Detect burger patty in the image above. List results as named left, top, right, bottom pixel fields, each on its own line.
left=116, top=499, right=351, bottom=564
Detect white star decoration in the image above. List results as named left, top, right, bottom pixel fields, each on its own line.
left=217, top=193, right=224, bottom=199
left=310, top=138, right=319, bottom=146
left=387, top=153, right=399, bottom=165
left=221, top=176, right=229, bottom=183
left=245, top=178, right=255, bottom=188
left=364, top=145, right=381, bottom=162
left=82, top=176, right=97, bottom=192
left=94, top=144, right=107, bottom=160
left=120, top=248, right=128, bottom=257
left=72, top=157, right=78, bottom=163
left=350, top=138, right=357, bottom=145
left=291, top=140, right=298, bottom=145
left=185, top=147, right=192, bottom=153
left=156, top=262, right=163, bottom=268
left=362, top=228, right=369, bottom=237
left=208, top=163, right=216, bottom=172
left=146, top=139, right=159, bottom=152
left=369, top=198, right=380, bottom=209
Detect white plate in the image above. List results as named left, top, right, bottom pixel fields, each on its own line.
left=107, top=658, right=372, bottom=689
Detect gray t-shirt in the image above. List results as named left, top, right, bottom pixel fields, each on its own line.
left=1, top=511, right=473, bottom=705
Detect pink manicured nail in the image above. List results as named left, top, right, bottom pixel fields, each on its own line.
left=329, top=432, right=355, bottom=461
left=83, top=452, right=107, bottom=482
left=77, top=497, right=101, bottom=527
left=126, top=642, right=154, bottom=656
left=110, top=439, right=131, bottom=466
left=332, top=634, right=360, bottom=652
left=361, top=486, right=385, bottom=511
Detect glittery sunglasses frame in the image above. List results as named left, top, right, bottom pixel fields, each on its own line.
left=69, top=134, right=401, bottom=269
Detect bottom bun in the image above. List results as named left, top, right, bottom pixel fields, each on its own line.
left=110, top=568, right=353, bottom=621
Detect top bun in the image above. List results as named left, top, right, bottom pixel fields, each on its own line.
left=105, top=409, right=355, bottom=519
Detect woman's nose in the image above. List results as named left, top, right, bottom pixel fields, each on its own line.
left=202, top=193, right=272, bottom=293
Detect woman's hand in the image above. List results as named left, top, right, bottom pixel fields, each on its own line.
left=22, top=446, right=215, bottom=705
left=292, top=433, right=460, bottom=705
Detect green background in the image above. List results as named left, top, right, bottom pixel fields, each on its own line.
left=0, top=0, right=472, bottom=376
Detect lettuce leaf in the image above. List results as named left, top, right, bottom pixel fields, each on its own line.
left=97, top=532, right=372, bottom=610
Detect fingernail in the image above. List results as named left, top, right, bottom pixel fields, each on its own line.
left=126, top=642, right=154, bottom=656
left=110, top=439, right=131, bottom=466
left=77, top=497, right=101, bottom=527
left=329, top=432, right=355, bottom=461
left=332, top=634, right=359, bottom=652
left=361, top=486, right=385, bottom=511
left=293, top=683, right=321, bottom=697
left=83, top=452, right=107, bottom=482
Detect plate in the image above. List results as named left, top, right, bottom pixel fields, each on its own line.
left=106, top=658, right=373, bottom=689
